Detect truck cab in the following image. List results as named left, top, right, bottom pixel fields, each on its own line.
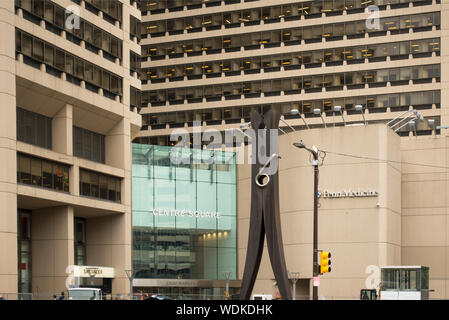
left=68, top=288, right=103, bottom=300
left=252, top=294, right=273, bottom=300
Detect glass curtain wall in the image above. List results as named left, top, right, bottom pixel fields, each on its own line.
left=132, top=144, right=237, bottom=281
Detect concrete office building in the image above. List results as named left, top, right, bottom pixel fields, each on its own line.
left=0, top=0, right=141, bottom=298
left=136, top=0, right=442, bottom=145
left=236, top=123, right=449, bottom=300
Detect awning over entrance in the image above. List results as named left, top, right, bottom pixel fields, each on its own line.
left=133, top=278, right=241, bottom=288
left=70, top=266, right=115, bottom=278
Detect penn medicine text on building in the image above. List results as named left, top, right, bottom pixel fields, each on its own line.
left=321, top=188, right=378, bottom=199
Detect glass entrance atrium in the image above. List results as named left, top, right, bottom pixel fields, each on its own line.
left=132, top=144, right=237, bottom=280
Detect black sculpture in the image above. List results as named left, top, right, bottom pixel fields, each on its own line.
left=240, top=109, right=292, bottom=300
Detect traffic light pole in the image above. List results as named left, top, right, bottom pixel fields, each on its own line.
left=312, top=152, right=319, bottom=301
left=292, top=141, right=320, bottom=301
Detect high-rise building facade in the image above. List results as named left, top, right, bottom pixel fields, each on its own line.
left=136, top=0, right=443, bottom=146
left=0, top=0, right=141, bottom=298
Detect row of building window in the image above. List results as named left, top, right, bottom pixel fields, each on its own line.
left=15, top=29, right=123, bottom=98
left=73, top=126, right=106, bottom=164
left=144, top=65, right=440, bottom=106
left=17, top=153, right=70, bottom=192
left=143, top=0, right=426, bottom=16
left=143, top=90, right=440, bottom=127
left=17, top=107, right=107, bottom=165
left=71, top=0, right=123, bottom=25
left=142, top=0, right=253, bottom=14
left=144, top=6, right=438, bottom=38
left=17, top=107, right=52, bottom=150
left=15, top=0, right=123, bottom=62
left=17, top=153, right=122, bottom=203
left=79, top=168, right=121, bottom=203
left=143, top=13, right=440, bottom=62
left=145, top=32, right=439, bottom=63
left=142, top=39, right=440, bottom=82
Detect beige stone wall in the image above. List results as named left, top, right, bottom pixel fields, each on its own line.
left=86, top=214, right=132, bottom=294
left=138, top=1, right=441, bottom=141
left=0, top=0, right=141, bottom=297
left=31, top=206, right=74, bottom=298
left=237, top=125, right=449, bottom=300
left=0, top=0, right=18, bottom=298
left=237, top=124, right=402, bottom=299
left=400, top=133, right=449, bottom=299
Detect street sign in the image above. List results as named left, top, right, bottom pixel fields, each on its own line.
left=313, top=276, right=320, bottom=287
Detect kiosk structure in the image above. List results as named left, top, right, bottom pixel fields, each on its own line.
left=380, top=266, right=430, bottom=300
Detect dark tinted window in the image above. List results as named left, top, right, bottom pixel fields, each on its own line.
left=17, top=153, right=69, bottom=193
left=79, top=169, right=121, bottom=203
left=73, top=126, right=105, bottom=163
left=17, top=107, right=52, bottom=149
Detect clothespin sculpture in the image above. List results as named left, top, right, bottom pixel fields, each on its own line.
left=240, top=109, right=292, bottom=300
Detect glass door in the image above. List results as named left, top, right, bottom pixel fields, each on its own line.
left=18, top=210, right=32, bottom=296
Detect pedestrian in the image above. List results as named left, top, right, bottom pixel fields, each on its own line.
left=0, top=295, right=5, bottom=300
left=58, top=291, right=65, bottom=300
left=52, top=294, right=57, bottom=300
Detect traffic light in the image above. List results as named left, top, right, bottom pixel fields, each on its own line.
left=318, top=251, right=331, bottom=274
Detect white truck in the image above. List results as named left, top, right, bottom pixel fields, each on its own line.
left=68, top=288, right=103, bottom=300
left=252, top=294, right=273, bottom=300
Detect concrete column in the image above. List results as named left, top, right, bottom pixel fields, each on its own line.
left=105, top=118, right=129, bottom=170
left=440, top=2, right=449, bottom=126
left=31, top=206, right=74, bottom=299
left=0, top=0, right=18, bottom=298
left=86, top=213, right=131, bottom=295
left=70, top=163, right=79, bottom=197
left=52, top=104, right=73, bottom=155
left=103, top=117, right=133, bottom=295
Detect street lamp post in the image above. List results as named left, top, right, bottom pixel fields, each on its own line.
left=125, top=269, right=136, bottom=300
left=289, top=272, right=301, bottom=300
left=293, top=140, right=319, bottom=300
left=355, top=105, right=367, bottom=125
left=291, top=109, right=310, bottom=129
left=313, top=109, right=326, bottom=128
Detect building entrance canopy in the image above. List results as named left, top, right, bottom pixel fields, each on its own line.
left=70, top=266, right=115, bottom=278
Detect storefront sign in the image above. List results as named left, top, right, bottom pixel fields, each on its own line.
left=68, top=265, right=115, bottom=278
left=152, top=208, right=221, bottom=219
left=83, top=267, right=103, bottom=275
left=321, top=189, right=378, bottom=199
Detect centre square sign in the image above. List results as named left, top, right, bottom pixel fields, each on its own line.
left=152, top=208, right=221, bottom=219
left=319, top=188, right=378, bottom=199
